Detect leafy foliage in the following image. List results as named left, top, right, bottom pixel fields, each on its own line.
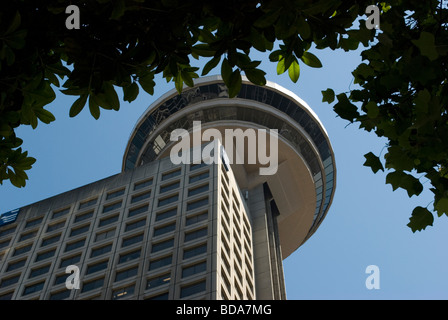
left=1, top=0, right=447, bottom=232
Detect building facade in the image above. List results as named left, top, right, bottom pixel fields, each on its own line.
left=0, top=76, right=336, bottom=300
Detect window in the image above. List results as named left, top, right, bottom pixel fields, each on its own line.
left=23, top=281, right=45, bottom=296
left=188, top=184, right=209, bottom=197
left=180, top=280, right=206, bottom=298
left=0, top=239, right=11, bottom=250
left=106, top=188, right=125, bottom=200
left=146, top=273, right=170, bottom=290
left=81, top=278, right=104, bottom=293
left=186, top=211, right=208, bottom=226
left=60, top=254, right=81, bottom=268
left=65, top=239, right=85, bottom=252
left=158, top=194, right=179, bottom=207
left=74, top=210, right=94, bottom=223
left=35, top=249, right=56, bottom=262
left=190, top=162, right=208, bottom=171
left=122, top=233, right=144, bottom=248
left=146, top=292, right=169, bottom=300
left=159, top=181, right=180, bottom=194
left=52, top=207, right=70, bottom=219
left=131, top=191, right=151, bottom=204
left=0, top=226, right=16, bottom=237
left=118, top=249, right=141, bottom=264
left=134, top=178, right=153, bottom=191
left=50, top=290, right=71, bottom=300
left=183, top=243, right=207, bottom=260
left=187, top=197, right=208, bottom=211
left=41, top=234, right=61, bottom=247
left=182, top=261, right=207, bottom=278
left=185, top=228, right=207, bottom=242
left=0, top=274, right=20, bottom=288
left=128, top=204, right=148, bottom=218
left=153, top=222, right=176, bottom=237
left=47, top=221, right=65, bottom=232
left=70, top=224, right=90, bottom=237
left=148, top=255, right=172, bottom=271
left=161, top=169, right=181, bottom=181
left=19, top=230, right=37, bottom=242
left=115, top=266, right=138, bottom=282
left=125, top=219, right=146, bottom=232
left=86, top=260, right=109, bottom=275
left=151, top=238, right=174, bottom=253
left=91, top=244, right=112, bottom=258
left=155, top=207, right=177, bottom=222
left=189, top=171, right=209, bottom=183
left=103, top=201, right=122, bottom=213
left=54, top=273, right=69, bottom=285
left=79, top=198, right=97, bottom=210
left=25, top=217, right=43, bottom=229
left=29, top=265, right=50, bottom=278
left=112, top=285, right=135, bottom=300
left=13, top=244, right=33, bottom=256
left=6, top=259, right=26, bottom=272
left=95, top=229, right=115, bottom=242
left=99, top=214, right=119, bottom=227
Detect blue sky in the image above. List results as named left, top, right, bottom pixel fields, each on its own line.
left=1, top=40, right=448, bottom=300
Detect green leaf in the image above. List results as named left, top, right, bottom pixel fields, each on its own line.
left=407, top=206, right=434, bottom=232
left=288, top=60, right=300, bottom=83
left=4, top=29, right=27, bottom=50
left=111, top=0, right=126, bottom=20
left=386, top=171, right=423, bottom=197
left=192, top=44, right=216, bottom=57
left=253, top=8, right=282, bottom=28
left=34, top=108, right=56, bottom=124
left=139, top=73, right=155, bottom=95
left=333, top=93, right=359, bottom=122
left=276, top=56, right=286, bottom=75
left=123, top=82, right=139, bottom=102
left=412, top=31, right=439, bottom=61
left=321, top=88, right=335, bottom=104
left=69, top=94, right=88, bottom=117
left=244, top=68, right=266, bottom=86
left=103, top=82, right=120, bottom=111
left=221, top=58, right=232, bottom=84
left=363, top=152, right=384, bottom=173
left=434, top=198, right=448, bottom=217
left=300, top=51, right=322, bottom=68
left=6, top=11, right=21, bottom=35
left=202, top=56, right=221, bottom=76
left=89, top=95, right=100, bottom=120
left=227, top=70, right=242, bottom=98
left=365, top=101, right=379, bottom=118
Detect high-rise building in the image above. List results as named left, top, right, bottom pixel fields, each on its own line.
left=0, top=76, right=336, bottom=300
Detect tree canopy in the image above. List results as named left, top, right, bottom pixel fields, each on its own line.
left=0, top=0, right=447, bottom=232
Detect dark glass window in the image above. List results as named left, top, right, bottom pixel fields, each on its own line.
left=82, top=278, right=104, bottom=293
left=131, top=191, right=151, bottom=203
left=103, top=201, right=122, bottom=213
left=188, top=184, right=209, bottom=197
left=86, top=260, right=109, bottom=275
left=29, top=265, right=50, bottom=278
left=91, top=244, right=112, bottom=258
left=99, top=214, right=119, bottom=227
left=47, top=221, right=65, bottom=232
left=186, top=211, right=208, bottom=226
left=154, top=223, right=176, bottom=237
left=118, top=249, right=141, bottom=264
left=60, top=254, right=81, bottom=268
left=35, top=249, right=56, bottom=262
left=106, top=188, right=125, bottom=200
left=189, top=171, right=209, bottom=183
left=148, top=255, right=172, bottom=271
left=19, top=230, right=37, bottom=242
left=183, top=243, right=207, bottom=260
left=128, top=205, right=148, bottom=218
left=95, top=229, right=115, bottom=242
left=112, top=285, right=135, bottom=300
left=185, top=228, right=207, bottom=242
left=54, top=273, right=68, bottom=285
left=13, top=244, right=33, bottom=256
left=160, top=181, right=180, bottom=194
left=182, top=261, right=207, bottom=278
left=65, top=239, right=85, bottom=252
left=158, top=194, right=179, bottom=207
left=7, top=259, right=26, bottom=271
left=147, top=292, right=169, bottom=300
left=23, top=281, right=45, bottom=296
left=180, top=281, right=206, bottom=298
left=50, top=290, right=71, bottom=300
left=161, top=169, right=181, bottom=181
left=146, top=273, right=171, bottom=290
left=0, top=274, right=20, bottom=288
left=52, top=207, right=70, bottom=219
left=79, top=198, right=97, bottom=210
left=0, top=227, right=16, bottom=237
left=115, top=266, right=138, bottom=282
left=190, top=162, right=208, bottom=171
left=151, top=238, right=174, bottom=253
left=74, top=210, right=94, bottom=223
left=70, top=224, right=90, bottom=237
left=122, top=234, right=144, bottom=247
left=187, top=198, right=208, bottom=211
left=155, top=207, right=177, bottom=221
left=25, top=217, right=43, bottom=229
left=125, top=218, right=146, bottom=232
left=41, top=234, right=61, bottom=247
left=134, top=178, right=153, bottom=191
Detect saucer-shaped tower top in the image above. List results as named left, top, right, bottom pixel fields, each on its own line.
left=123, top=75, right=336, bottom=257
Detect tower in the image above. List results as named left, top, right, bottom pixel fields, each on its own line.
left=0, top=76, right=335, bottom=300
